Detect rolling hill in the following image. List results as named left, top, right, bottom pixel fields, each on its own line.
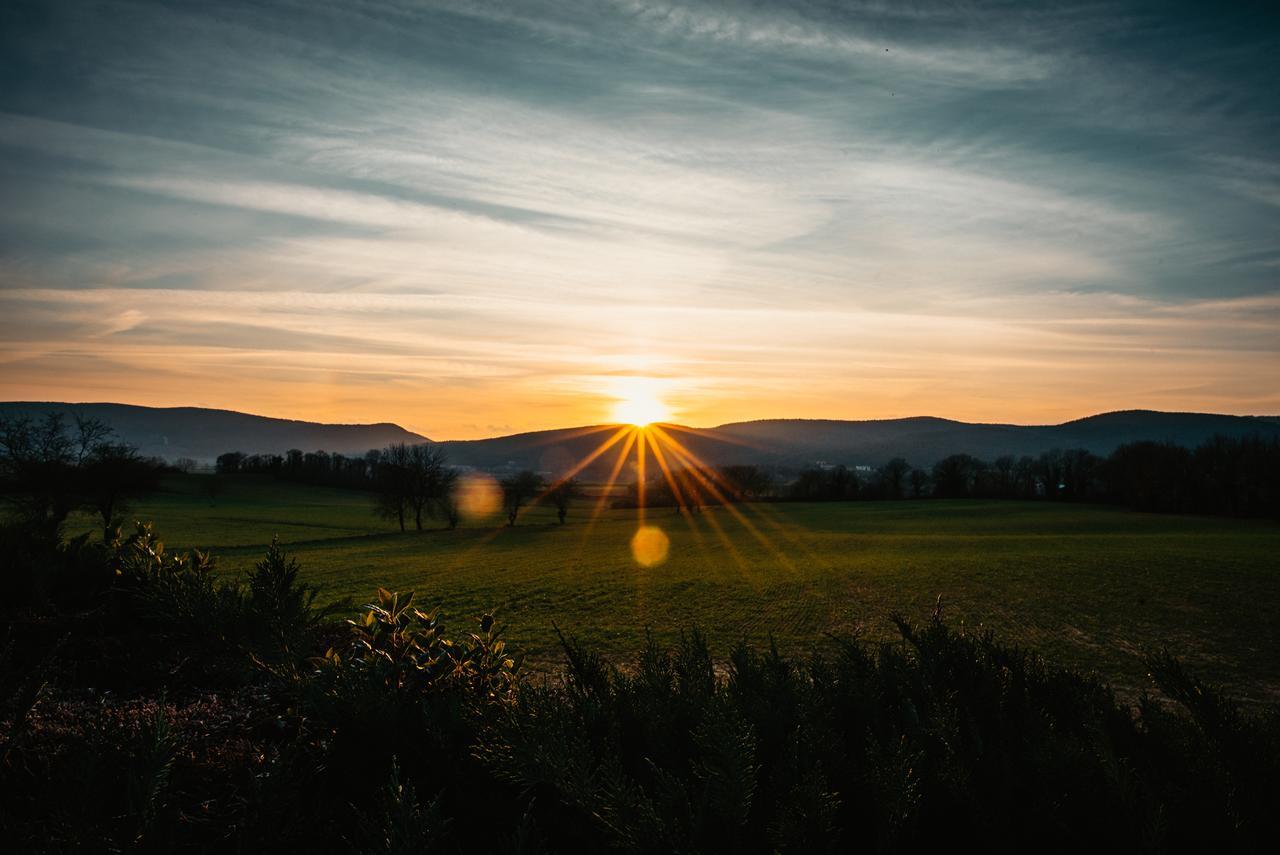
left=0, top=402, right=427, bottom=462
left=439, top=411, right=1280, bottom=477
left=3, top=403, right=1276, bottom=476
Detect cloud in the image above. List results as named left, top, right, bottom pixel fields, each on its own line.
left=99, top=309, right=146, bottom=337
left=0, top=0, right=1277, bottom=434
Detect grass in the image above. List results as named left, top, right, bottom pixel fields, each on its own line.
left=70, top=474, right=1280, bottom=702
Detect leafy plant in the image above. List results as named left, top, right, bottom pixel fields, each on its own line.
left=246, top=536, right=344, bottom=659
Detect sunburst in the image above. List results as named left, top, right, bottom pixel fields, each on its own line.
left=473, top=382, right=788, bottom=570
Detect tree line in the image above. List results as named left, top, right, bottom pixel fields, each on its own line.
left=621, top=434, right=1280, bottom=519
left=218, top=442, right=584, bottom=531
left=788, top=435, right=1279, bottom=517
left=215, top=447, right=380, bottom=489
left=204, top=431, right=1280, bottom=525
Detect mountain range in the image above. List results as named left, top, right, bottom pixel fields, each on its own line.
left=439, top=411, right=1280, bottom=477
left=0, top=402, right=427, bottom=461
left=4, top=402, right=1277, bottom=476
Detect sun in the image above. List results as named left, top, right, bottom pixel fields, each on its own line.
left=609, top=379, right=672, bottom=426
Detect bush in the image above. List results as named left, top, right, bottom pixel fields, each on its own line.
left=2, top=531, right=1278, bottom=852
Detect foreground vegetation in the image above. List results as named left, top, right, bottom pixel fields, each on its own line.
left=65, top=474, right=1280, bottom=702
left=2, top=521, right=1278, bottom=851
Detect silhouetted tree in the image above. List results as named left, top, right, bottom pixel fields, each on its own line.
left=1103, top=441, right=1195, bottom=513
left=789, top=464, right=860, bottom=501
left=437, top=468, right=461, bottom=529
left=1190, top=434, right=1280, bottom=517
left=547, top=478, right=581, bottom=524
left=719, top=465, right=773, bottom=500
left=991, top=455, right=1016, bottom=496
left=880, top=457, right=911, bottom=499
left=501, top=470, right=544, bottom=526
left=623, top=467, right=719, bottom=511
left=71, top=414, right=112, bottom=466
left=82, top=441, right=161, bottom=541
left=373, top=442, right=414, bottom=531
left=0, top=413, right=158, bottom=534
left=931, top=454, right=983, bottom=498
left=404, top=443, right=450, bottom=530
left=1013, top=455, right=1039, bottom=498
left=216, top=452, right=246, bottom=474
left=908, top=467, right=930, bottom=498
left=0, top=412, right=78, bottom=529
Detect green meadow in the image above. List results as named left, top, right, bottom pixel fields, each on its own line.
left=73, top=474, right=1280, bottom=702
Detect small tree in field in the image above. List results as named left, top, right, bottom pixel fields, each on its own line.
left=437, top=468, right=461, bottom=529
left=83, top=441, right=161, bottom=541
left=547, top=478, right=580, bottom=524
left=501, top=470, right=544, bottom=527
left=405, top=443, right=449, bottom=531
left=373, top=442, right=413, bottom=532
left=374, top=442, right=455, bottom=532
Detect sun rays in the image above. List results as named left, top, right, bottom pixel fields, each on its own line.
left=475, top=414, right=795, bottom=572
left=435, top=371, right=798, bottom=572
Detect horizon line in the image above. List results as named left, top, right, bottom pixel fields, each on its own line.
left=3, top=399, right=1277, bottom=444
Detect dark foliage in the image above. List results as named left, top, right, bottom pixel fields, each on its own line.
left=547, top=478, right=581, bottom=524
left=228, top=442, right=462, bottom=532
left=0, top=412, right=162, bottom=541
left=502, top=470, right=545, bottom=526
left=219, top=447, right=381, bottom=490
left=2, top=523, right=1277, bottom=852
left=784, top=434, right=1280, bottom=518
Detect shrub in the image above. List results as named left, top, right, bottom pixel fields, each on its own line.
left=3, top=533, right=1278, bottom=852
left=246, top=537, right=345, bottom=661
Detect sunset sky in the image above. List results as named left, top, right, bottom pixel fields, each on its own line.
left=2, top=1, right=1277, bottom=439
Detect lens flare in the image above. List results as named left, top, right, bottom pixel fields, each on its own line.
left=455, top=472, right=502, bottom=520
left=630, top=524, right=670, bottom=567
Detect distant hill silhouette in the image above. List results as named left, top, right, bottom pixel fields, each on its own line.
left=4, top=403, right=1276, bottom=476
left=0, top=402, right=427, bottom=462
left=438, top=410, right=1280, bottom=477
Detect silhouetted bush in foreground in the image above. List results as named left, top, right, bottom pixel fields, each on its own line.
left=2, top=530, right=1278, bottom=852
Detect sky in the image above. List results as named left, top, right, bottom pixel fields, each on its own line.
left=1, top=0, right=1278, bottom=439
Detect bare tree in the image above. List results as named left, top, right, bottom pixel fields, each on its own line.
left=437, top=468, right=461, bottom=529
left=83, top=441, right=160, bottom=541
left=0, top=413, right=76, bottom=527
left=373, top=442, right=413, bottom=532
left=73, top=415, right=112, bottom=466
left=0, top=412, right=158, bottom=535
left=372, top=442, right=454, bottom=532
left=547, top=477, right=580, bottom=524
left=406, top=443, right=449, bottom=530
left=501, top=470, right=544, bottom=527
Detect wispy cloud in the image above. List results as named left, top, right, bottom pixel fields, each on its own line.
left=1, top=0, right=1277, bottom=434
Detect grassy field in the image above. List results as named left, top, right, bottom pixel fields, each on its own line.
left=71, top=474, right=1280, bottom=702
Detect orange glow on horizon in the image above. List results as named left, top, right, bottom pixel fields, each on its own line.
left=608, top=377, right=673, bottom=427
